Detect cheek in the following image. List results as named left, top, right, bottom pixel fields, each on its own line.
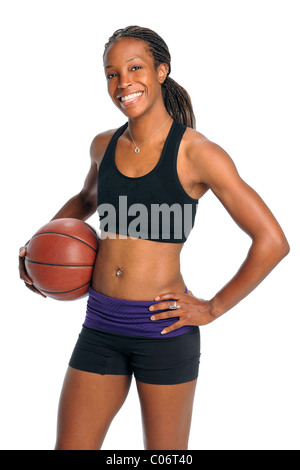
left=106, top=80, right=115, bottom=94
left=106, top=81, right=119, bottom=102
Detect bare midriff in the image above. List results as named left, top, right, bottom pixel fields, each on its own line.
left=91, top=232, right=186, bottom=301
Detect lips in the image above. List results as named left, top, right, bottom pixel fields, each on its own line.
left=119, top=92, right=143, bottom=102
left=117, top=91, right=144, bottom=105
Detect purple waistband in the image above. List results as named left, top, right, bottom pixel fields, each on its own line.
left=83, top=286, right=193, bottom=338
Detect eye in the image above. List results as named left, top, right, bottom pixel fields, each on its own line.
left=106, top=73, right=117, bottom=80
left=131, top=65, right=142, bottom=71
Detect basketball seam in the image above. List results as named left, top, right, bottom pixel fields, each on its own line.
left=25, top=258, right=94, bottom=267
left=36, top=281, right=91, bottom=295
left=30, top=232, right=98, bottom=253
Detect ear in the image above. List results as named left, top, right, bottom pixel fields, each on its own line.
left=157, top=63, right=169, bottom=84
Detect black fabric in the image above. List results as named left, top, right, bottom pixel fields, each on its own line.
left=69, top=325, right=200, bottom=385
left=97, top=120, right=199, bottom=243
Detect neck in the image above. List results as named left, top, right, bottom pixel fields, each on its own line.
left=127, top=107, right=171, bottom=143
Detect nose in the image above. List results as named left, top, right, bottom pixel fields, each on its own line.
left=117, top=72, right=133, bottom=89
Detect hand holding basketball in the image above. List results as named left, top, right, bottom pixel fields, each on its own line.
left=19, top=218, right=99, bottom=301
left=19, top=245, right=47, bottom=297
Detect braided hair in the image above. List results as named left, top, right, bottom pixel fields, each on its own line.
left=103, top=26, right=196, bottom=129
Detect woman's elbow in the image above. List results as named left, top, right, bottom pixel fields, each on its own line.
left=266, top=230, right=290, bottom=262
left=252, top=225, right=290, bottom=264
left=79, top=189, right=97, bottom=217
left=278, top=236, right=290, bottom=259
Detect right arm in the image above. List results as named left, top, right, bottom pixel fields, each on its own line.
left=50, top=153, right=98, bottom=222
left=19, top=131, right=112, bottom=295
left=50, top=128, right=117, bottom=221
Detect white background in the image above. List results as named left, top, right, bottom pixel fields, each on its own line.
left=1, top=0, right=299, bottom=450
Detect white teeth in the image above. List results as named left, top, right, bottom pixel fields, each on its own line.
left=120, top=92, right=143, bottom=102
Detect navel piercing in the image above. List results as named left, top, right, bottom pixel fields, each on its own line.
left=116, top=266, right=123, bottom=277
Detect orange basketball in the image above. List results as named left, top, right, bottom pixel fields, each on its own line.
left=25, top=218, right=99, bottom=301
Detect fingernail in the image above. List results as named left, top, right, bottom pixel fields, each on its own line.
left=161, top=329, right=166, bottom=335
left=150, top=315, right=156, bottom=321
left=155, top=296, right=160, bottom=301
left=149, top=306, right=154, bottom=311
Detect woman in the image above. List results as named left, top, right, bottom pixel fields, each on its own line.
left=19, top=26, right=289, bottom=450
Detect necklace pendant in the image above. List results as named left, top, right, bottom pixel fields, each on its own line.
left=134, top=147, right=140, bottom=154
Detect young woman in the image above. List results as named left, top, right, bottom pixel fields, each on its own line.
left=19, top=26, right=289, bottom=450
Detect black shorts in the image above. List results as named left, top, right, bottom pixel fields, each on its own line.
left=69, top=325, right=201, bottom=385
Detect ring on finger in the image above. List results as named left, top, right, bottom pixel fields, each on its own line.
left=169, top=301, right=181, bottom=310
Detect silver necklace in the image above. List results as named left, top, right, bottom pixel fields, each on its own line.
left=128, top=116, right=171, bottom=154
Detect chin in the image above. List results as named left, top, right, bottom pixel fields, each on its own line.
left=112, top=93, right=152, bottom=120
left=117, top=104, right=148, bottom=120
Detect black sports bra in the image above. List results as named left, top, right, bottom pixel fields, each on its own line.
left=97, top=120, right=199, bottom=243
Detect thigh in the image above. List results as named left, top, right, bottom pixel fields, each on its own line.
left=132, top=328, right=200, bottom=450
left=136, top=378, right=198, bottom=450
left=55, top=366, right=132, bottom=450
left=131, top=327, right=201, bottom=386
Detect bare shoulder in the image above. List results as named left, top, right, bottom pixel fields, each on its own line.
left=182, top=127, right=239, bottom=187
left=90, top=127, right=119, bottom=166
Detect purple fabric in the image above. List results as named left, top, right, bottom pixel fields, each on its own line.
left=83, top=286, right=194, bottom=338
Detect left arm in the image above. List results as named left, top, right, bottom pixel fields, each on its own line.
left=149, top=139, right=290, bottom=333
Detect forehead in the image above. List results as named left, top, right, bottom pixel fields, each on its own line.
left=104, top=38, right=153, bottom=67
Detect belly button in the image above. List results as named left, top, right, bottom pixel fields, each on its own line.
left=116, top=266, right=123, bottom=277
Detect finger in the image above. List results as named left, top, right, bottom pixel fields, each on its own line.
left=19, top=246, right=27, bottom=257
left=149, top=300, right=182, bottom=313
left=19, top=256, right=33, bottom=285
left=161, top=320, right=185, bottom=335
left=25, top=283, right=47, bottom=298
left=153, top=291, right=183, bottom=301
left=150, top=308, right=182, bottom=321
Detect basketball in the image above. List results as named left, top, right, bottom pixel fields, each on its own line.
left=24, top=218, right=100, bottom=301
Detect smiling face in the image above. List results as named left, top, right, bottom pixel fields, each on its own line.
left=103, top=38, right=169, bottom=119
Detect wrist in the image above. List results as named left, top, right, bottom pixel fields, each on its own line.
left=209, top=295, right=224, bottom=320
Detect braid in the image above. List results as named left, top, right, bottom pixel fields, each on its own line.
left=162, top=77, right=195, bottom=128
left=103, top=26, right=196, bottom=129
